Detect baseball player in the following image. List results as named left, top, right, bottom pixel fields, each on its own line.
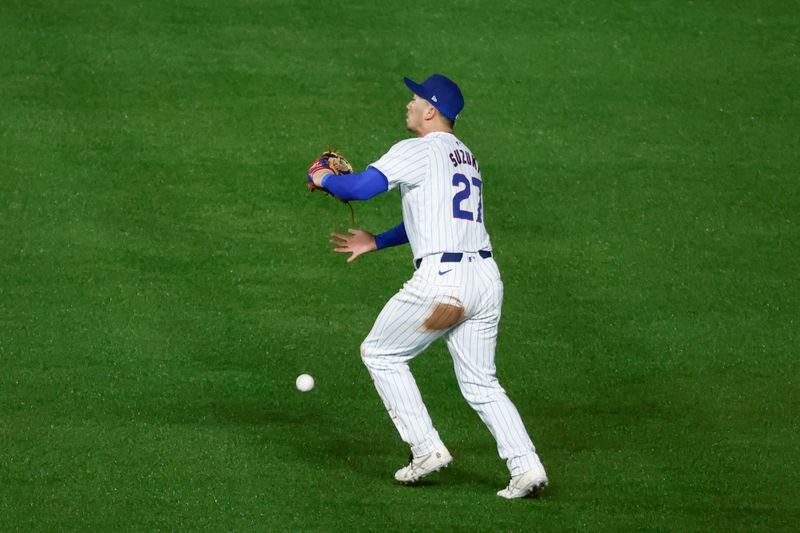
left=307, top=74, right=547, bottom=499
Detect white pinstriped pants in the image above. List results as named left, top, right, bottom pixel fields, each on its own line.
left=360, top=253, right=541, bottom=476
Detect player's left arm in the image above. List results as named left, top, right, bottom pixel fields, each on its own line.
left=311, top=166, right=389, bottom=201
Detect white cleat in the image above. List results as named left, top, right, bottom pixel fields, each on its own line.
left=497, top=462, right=549, bottom=499
left=394, top=446, right=453, bottom=484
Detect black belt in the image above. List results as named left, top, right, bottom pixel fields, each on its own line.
left=415, top=250, right=492, bottom=269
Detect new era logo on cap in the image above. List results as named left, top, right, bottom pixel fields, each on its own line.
left=403, top=74, right=464, bottom=122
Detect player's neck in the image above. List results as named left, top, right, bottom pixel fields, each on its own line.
left=416, top=123, right=453, bottom=137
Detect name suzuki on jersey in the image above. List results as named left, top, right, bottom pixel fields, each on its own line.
left=449, top=149, right=479, bottom=172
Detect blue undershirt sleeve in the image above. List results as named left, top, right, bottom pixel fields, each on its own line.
left=322, top=166, right=388, bottom=201
left=374, top=222, right=408, bottom=250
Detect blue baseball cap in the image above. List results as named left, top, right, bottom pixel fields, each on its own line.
left=403, top=74, right=464, bottom=122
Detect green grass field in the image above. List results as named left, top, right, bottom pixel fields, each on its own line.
left=2, top=0, right=799, bottom=530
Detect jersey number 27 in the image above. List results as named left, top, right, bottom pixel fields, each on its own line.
left=452, top=173, right=483, bottom=222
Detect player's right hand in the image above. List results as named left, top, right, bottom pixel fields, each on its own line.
left=330, top=229, right=376, bottom=263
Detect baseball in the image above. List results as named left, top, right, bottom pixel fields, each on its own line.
left=295, top=373, right=315, bottom=392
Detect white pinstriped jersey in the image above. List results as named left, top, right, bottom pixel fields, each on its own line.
left=371, top=131, right=492, bottom=261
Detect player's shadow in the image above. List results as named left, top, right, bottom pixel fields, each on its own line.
left=209, top=400, right=394, bottom=479
left=208, top=400, right=556, bottom=498
left=211, top=403, right=317, bottom=426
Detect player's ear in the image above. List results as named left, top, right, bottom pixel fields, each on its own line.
left=424, top=103, right=438, bottom=121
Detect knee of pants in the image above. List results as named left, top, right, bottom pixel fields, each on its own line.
left=361, top=340, right=407, bottom=373
left=360, top=340, right=382, bottom=369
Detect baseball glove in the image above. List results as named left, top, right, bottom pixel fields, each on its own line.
left=306, top=148, right=353, bottom=194
left=306, top=148, right=356, bottom=223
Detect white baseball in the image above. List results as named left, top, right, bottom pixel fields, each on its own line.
left=295, top=373, right=315, bottom=392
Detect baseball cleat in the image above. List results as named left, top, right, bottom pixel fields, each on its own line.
left=497, top=462, right=549, bottom=499
left=394, top=446, right=453, bottom=484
